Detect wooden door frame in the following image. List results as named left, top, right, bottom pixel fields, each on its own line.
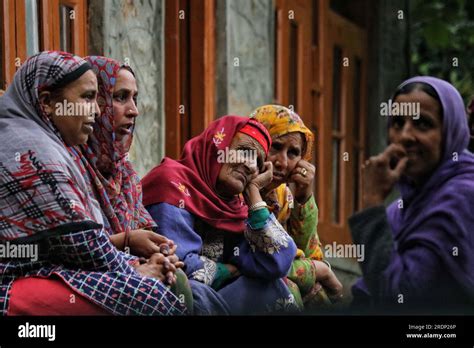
left=165, top=0, right=215, bottom=159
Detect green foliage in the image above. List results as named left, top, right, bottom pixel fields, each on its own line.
left=410, top=0, right=474, bottom=102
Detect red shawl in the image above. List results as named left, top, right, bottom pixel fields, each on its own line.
left=142, top=116, right=270, bottom=233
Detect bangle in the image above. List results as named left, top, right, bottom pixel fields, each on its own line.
left=249, top=201, right=267, bottom=212
left=322, top=260, right=332, bottom=271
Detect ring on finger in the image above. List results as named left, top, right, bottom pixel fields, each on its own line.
left=301, top=168, right=308, bottom=177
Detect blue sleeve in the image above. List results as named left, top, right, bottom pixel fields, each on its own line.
left=230, top=213, right=297, bottom=280
left=146, top=203, right=207, bottom=280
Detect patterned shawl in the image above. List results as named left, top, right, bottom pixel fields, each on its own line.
left=75, top=56, right=156, bottom=234
left=0, top=51, right=103, bottom=241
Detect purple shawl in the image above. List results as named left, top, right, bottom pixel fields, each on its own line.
left=355, top=76, right=474, bottom=304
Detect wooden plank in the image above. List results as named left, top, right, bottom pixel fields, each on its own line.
left=2, top=0, right=17, bottom=86
left=164, top=0, right=182, bottom=159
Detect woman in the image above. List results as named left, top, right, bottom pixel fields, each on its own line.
left=350, top=77, right=474, bottom=313
left=72, top=55, right=191, bottom=307
left=142, top=116, right=300, bottom=314
left=250, top=104, right=343, bottom=309
left=0, top=51, right=186, bottom=315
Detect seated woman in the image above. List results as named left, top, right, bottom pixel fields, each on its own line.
left=350, top=77, right=474, bottom=313
left=67, top=55, right=192, bottom=309
left=142, top=116, right=300, bottom=314
left=250, top=105, right=343, bottom=309
left=0, top=51, right=186, bottom=315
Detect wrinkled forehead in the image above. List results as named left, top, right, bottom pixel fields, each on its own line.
left=232, top=132, right=266, bottom=158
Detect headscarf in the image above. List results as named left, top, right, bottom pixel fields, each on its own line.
left=250, top=104, right=315, bottom=222
left=74, top=56, right=156, bottom=234
left=356, top=76, right=474, bottom=303
left=142, top=116, right=271, bottom=233
left=0, top=51, right=103, bottom=241
left=250, top=104, right=314, bottom=161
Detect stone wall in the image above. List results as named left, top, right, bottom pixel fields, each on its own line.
left=216, top=0, right=275, bottom=117
left=88, top=0, right=164, bottom=178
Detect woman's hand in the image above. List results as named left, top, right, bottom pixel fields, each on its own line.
left=128, top=230, right=174, bottom=259
left=134, top=253, right=177, bottom=285
left=313, top=260, right=343, bottom=302
left=243, top=161, right=273, bottom=206
left=247, top=161, right=273, bottom=191
left=289, top=160, right=315, bottom=204
left=362, top=144, right=408, bottom=209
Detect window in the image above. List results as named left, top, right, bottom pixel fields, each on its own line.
left=25, top=0, right=40, bottom=57
left=59, top=4, right=73, bottom=52
left=0, top=0, right=87, bottom=89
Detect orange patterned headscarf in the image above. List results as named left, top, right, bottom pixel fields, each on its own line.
left=249, top=105, right=314, bottom=160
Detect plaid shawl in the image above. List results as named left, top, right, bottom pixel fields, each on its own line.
left=0, top=51, right=186, bottom=316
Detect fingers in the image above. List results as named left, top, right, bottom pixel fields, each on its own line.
left=166, top=254, right=180, bottom=264
left=159, top=243, right=170, bottom=256
left=168, top=244, right=177, bottom=255
left=174, top=261, right=185, bottom=269
left=148, top=252, right=166, bottom=265
left=392, top=156, right=409, bottom=180
left=148, top=232, right=170, bottom=245
left=165, top=271, right=176, bottom=285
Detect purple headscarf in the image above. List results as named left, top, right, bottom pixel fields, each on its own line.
left=356, top=76, right=474, bottom=304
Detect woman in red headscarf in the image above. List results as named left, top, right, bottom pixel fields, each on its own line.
left=142, top=116, right=301, bottom=314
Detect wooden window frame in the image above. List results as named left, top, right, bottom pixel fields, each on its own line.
left=1, top=0, right=87, bottom=89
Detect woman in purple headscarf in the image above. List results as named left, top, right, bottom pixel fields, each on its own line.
left=349, top=76, right=474, bottom=313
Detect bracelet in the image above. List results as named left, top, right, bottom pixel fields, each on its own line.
left=248, top=201, right=267, bottom=212
left=322, top=259, right=332, bottom=271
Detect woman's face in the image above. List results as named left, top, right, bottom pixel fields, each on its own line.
left=388, top=89, right=443, bottom=183
left=216, top=133, right=265, bottom=199
left=41, top=69, right=99, bottom=146
left=267, top=132, right=304, bottom=186
left=113, top=68, right=138, bottom=141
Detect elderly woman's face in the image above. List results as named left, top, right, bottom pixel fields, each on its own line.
left=388, top=89, right=443, bottom=182
left=113, top=68, right=138, bottom=141
left=267, top=132, right=304, bottom=186
left=40, top=70, right=99, bottom=146
left=216, top=133, right=265, bottom=198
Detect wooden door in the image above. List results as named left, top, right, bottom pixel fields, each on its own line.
left=318, top=4, right=368, bottom=246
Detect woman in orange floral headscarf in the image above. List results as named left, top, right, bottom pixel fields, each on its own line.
left=251, top=104, right=343, bottom=310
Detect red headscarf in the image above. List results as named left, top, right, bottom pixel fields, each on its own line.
left=142, top=116, right=271, bottom=233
